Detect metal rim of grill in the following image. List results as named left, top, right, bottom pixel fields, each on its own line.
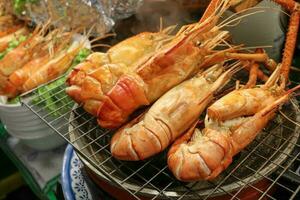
left=20, top=75, right=300, bottom=200
left=69, top=103, right=300, bottom=199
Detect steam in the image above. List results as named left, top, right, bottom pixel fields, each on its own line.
left=131, top=0, right=193, bottom=34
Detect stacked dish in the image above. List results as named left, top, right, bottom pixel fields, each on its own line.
left=0, top=97, right=66, bottom=150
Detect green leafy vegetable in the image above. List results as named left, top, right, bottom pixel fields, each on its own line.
left=30, top=48, right=91, bottom=117
left=7, top=96, right=20, bottom=104
left=67, top=48, right=91, bottom=73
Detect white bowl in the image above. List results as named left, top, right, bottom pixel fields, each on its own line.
left=0, top=96, right=66, bottom=151
left=20, top=132, right=66, bottom=151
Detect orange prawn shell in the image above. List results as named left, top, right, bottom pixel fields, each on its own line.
left=66, top=31, right=175, bottom=128
left=167, top=68, right=297, bottom=181
left=66, top=0, right=231, bottom=128
left=110, top=64, right=239, bottom=161
left=9, top=54, right=50, bottom=90
left=207, top=88, right=277, bottom=121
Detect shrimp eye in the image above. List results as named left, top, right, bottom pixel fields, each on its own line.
left=196, top=41, right=201, bottom=46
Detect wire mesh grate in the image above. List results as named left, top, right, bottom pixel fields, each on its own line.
left=20, top=72, right=300, bottom=200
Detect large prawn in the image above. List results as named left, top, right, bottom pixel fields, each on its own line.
left=110, top=63, right=243, bottom=160
left=167, top=65, right=300, bottom=181
left=21, top=36, right=87, bottom=92
left=1, top=27, right=92, bottom=98
left=0, top=23, right=50, bottom=82
left=66, top=0, right=274, bottom=128
left=0, top=25, right=28, bottom=53
left=166, top=0, right=300, bottom=182
left=1, top=30, right=79, bottom=97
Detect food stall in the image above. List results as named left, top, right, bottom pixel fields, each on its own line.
left=0, top=0, right=299, bottom=199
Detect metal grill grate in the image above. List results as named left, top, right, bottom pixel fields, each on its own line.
left=20, top=73, right=300, bottom=199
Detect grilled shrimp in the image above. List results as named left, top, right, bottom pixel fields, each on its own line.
left=4, top=32, right=70, bottom=96
left=0, top=23, right=49, bottom=78
left=0, top=26, right=28, bottom=52
left=0, top=26, right=81, bottom=97
left=110, top=63, right=242, bottom=161
left=22, top=39, right=86, bottom=92
left=2, top=54, right=51, bottom=97
left=66, top=0, right=276, bottom=128
left=66, top=0, right=238, bottom=128
left=167, top=65, right=298, bottom=181
left=66, top=30, right=175, bottom=104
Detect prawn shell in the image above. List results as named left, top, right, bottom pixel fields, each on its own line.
left=207, top=88, right=276, bottom=121
left=97, top=75, right=149, bottom=128
left=0, top=73, right=17, bottom=97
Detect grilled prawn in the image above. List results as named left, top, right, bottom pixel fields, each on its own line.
left=0, top=26, right=28, bottom=53
left=66, top=0, right=238, bottom=128
left=110, top=63, right=242, bottom=161
left=167, top=65, right=298, bottom=181
left=1, top=31, right=87, bottom=97
left=0, top=24, right=48, bottom=79
left=0, top=15, right=28, bottom=52
left=22, top=38, right=86, bottom=92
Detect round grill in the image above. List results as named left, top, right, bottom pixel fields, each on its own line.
left=68, top=101, right=300, bottom=199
